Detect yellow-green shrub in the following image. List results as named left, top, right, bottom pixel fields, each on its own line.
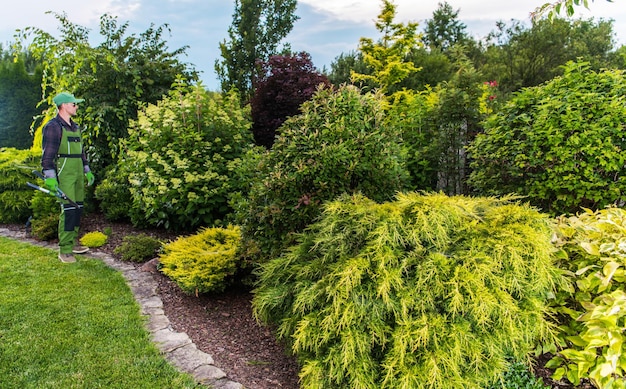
left=79, top=231, right=108, bottom=248
left=159, top=226, right=242, bottom=295
left=546, top=207, right=626, bottom=387
left=253, top=192, right=563, bottom=389
left=0, top=148, right=38, bottom=223
left=29, top=213, right=58, bottom=241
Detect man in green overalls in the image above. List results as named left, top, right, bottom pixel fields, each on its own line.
left=41, top=92, right=95, bottom=263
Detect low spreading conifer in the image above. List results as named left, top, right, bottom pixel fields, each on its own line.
left=253, top=192, right=562, bottom=388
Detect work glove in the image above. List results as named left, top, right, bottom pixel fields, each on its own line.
left=45, top=177, right=59, bottom=192
left=85, top=171, right=95, bottom=186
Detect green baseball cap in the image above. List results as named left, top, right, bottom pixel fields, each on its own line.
left=52, top=92, right=85, bottom=106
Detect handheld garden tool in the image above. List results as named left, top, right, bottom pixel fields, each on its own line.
left=27, top=170, right=79, bottom=207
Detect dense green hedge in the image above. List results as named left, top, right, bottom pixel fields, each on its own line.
left=468, top=61, right=626, bottom=215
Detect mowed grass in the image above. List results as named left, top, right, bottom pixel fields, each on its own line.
left=0, top=236, right=201, bottom=389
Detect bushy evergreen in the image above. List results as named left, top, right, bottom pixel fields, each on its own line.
left=79, top=231, right=108, bottom=248
left=234, top=85, right=409, bottom=262
left=159, top=226, right=242, bottom=295
left=0, top=148, right=38, bottom=223
left=253, top=192, right=562, bottom=389
left=29, top=213, right=58, bottom=241
left=113, top=234, right=162, bottom=263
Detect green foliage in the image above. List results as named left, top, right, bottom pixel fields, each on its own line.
left=79, top=231, right=108, bottom=248
left=112, top=82, right=253, bottom=230
left=17, top=12, right=196, bottom=173
left=388, top=51, right=495, bottom=194
left=216, top=0, right=299, bottom=99
left=29, top=190, right=57, bottom=219
left=397, top=47, right=453, bottom=92
left=113, top=234, right=162, bottom=263
left=94, top=164, right=132, bottom=222
left=0, top=148, right=38, bottom=223
left=328, top=51, right=371, bottom=87
left=28, top=189, right=59, bottom=241
left=351, top=0, right=420, bottom=94
left=0, top=55, right=41, bottom=149
left=29, top=213, right=58, bottom=241
left=159, top=226, right=242, bottom=295
left=468, top=61, right=626, bottom=216
left=487, top=360, right=550, bottom=389
left=480, top=18, right=617, bottom=96
left=422, top=1, right=470, bottom=52
left=386, top=90, right=436, bottom=190
left=253, top=192, right=562, bottom=389
left=546, top=207, right=626, bottom=387
left=233, top=84, right=409, bottom=262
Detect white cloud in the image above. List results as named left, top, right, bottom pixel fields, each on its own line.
left=297, top=0, right=539, bottom=25
left=297, top=0, right=626, bottom=44
left=0, top=0, right=141, bottom=38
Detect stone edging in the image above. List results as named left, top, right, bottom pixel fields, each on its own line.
left=0, top=228, right=244, bottom=389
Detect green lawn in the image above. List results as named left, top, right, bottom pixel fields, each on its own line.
left=0, top=236, right=201, bottom=389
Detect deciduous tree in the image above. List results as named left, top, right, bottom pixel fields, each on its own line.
left=250, top=52, right=330, bottom=148
left=215, top=0, right=298, bottom=101
left=423, top=1, right=470, bottom=52
left=16, top=12, right=195, bottom=174
left=481, top=17, right=616, bottom=95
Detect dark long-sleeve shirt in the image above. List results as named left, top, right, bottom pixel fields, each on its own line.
left=41, top=115, right=90, bottom=178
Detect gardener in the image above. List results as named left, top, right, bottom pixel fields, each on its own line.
left=41, top=92, right=95, bottom=263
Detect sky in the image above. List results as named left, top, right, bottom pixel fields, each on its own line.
left=1, top=0, right=625, bottom=91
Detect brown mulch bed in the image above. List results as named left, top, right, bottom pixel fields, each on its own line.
left=3, top=211, right=591, bottom=389
left=81, top=213, right=302, bottom=389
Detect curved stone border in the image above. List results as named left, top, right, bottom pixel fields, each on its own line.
left=0, top=228, right=243, bottom=389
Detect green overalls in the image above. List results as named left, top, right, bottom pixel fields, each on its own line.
left=56, top=126, right=85, bottom=255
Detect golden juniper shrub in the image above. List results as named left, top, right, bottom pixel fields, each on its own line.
left=79, top=231, right=108, bottom=248
left=30, top=213, right=58, bottom=241
left=252, top=192, right=562, bottom=389
left=159, top=226, right=242, bottom=295
left=0, top=148, right=39, bottom=223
